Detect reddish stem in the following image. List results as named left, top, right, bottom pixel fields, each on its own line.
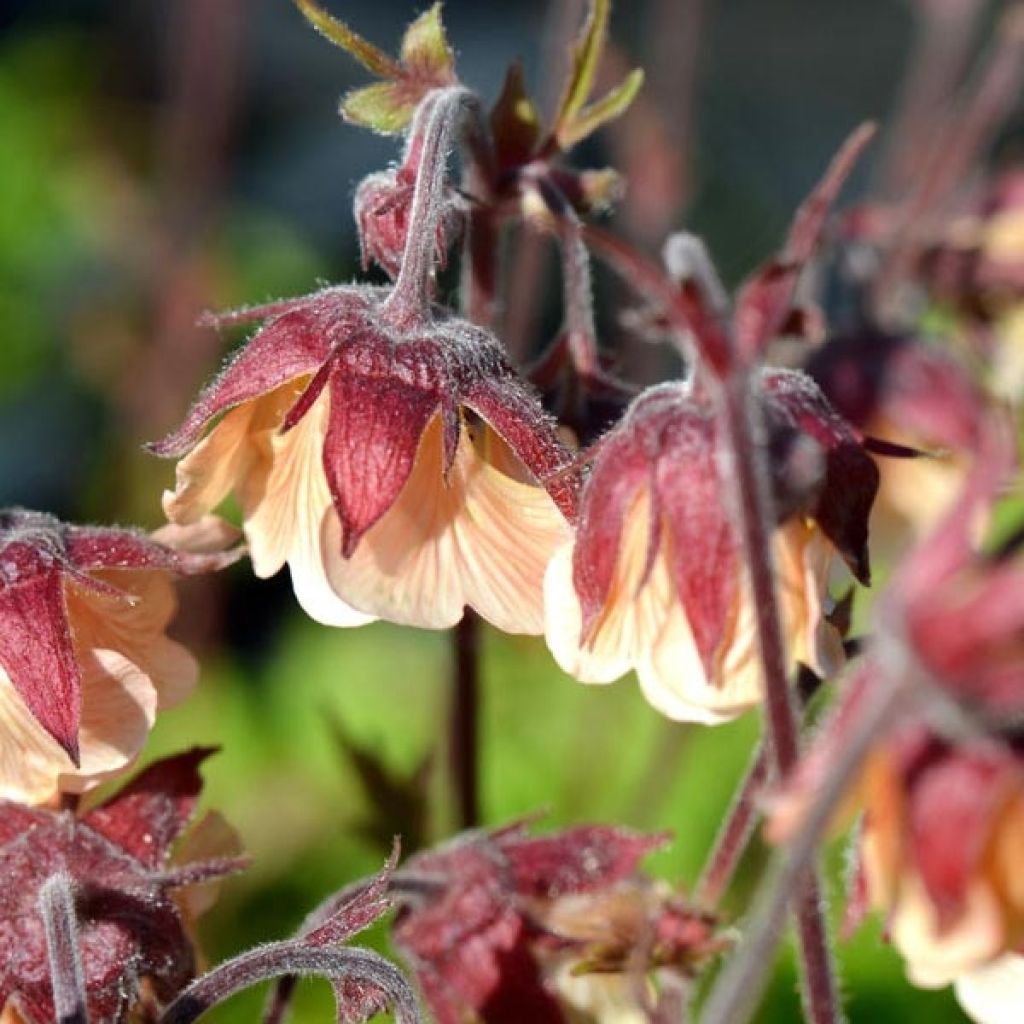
left=694, top=742, right=769, bottom=908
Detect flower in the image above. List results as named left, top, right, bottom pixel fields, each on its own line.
left=0, top=510, right=238, bottom=806
left=0, top=748, right=245, bottom=1024
left=544, top=369, right=875, bottom=723
left=389, top=821, right=720, bottom=1024
left=846, top=730, right=1024, bottom=1022
left=154, top=283, right=576, bottom=633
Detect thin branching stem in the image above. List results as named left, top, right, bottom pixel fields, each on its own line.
left=39, top=874, right=88, bottom=1024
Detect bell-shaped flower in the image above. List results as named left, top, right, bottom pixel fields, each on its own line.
left=0, top=748, right=245, bottom=1024
left=156, top=81, right=576, bottom=635
left=545, top=369, right=877, bottom=723
left=153, top=285, right=576, bottom=633
left=0, top=510, right=238, bottom=805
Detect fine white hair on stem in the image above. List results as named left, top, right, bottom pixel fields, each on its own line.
left=39, top=873, right=89, bottom=1024
left=662, top=231, right=729, bottom=317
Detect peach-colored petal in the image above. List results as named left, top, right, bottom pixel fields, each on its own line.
left=242, top=388, right=374, bottom=628
left=163, top=402, right=258, bottom=525
left=892, top=875, right=1006, bottom=988
left=549, top=966, right=650, bottom=1024
left=324, top=415, right=569, bottom=633
left=172, top=810, right=244, bottom=920
left=545, top=490, right=671, bottom=687
left=152, top=514, right=243, bottom=555
left=955, top=952, right=1024, bottom=1024
left=547, top=491, right=840, bottom=723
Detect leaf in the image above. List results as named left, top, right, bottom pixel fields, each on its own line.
left=490, top=61, right=541, bottom=167
left=341, top=81, right=416, bottom=134
left=554, top=0, right=611, bottom=132
left=293, top=0, right=400, bottom=78
left=400, top=3, right=455, bottom=81
left=557, top=67, right=644, bottom=150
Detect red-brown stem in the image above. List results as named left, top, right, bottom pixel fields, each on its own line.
left=694, top=742, right=769, bottom=908
left=449, top=612, right=482, bottom=829
left=701, top=670, right=911, bottom=1024
left=381, top=87, right=473, bottom=330
left=714, top=371, right=840, bottom=1024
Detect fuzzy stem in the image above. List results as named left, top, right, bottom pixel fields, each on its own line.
left=715, top=372, right=841, bottom=1024
left=700, top=674, right=909, bottom=1024
left=450, top=611, right=482, bottom=828
left=39, top=874, right=89, bottom=1024
left=694, top=742, right=768, bottom=908
left=380, top=86, right=473, bottom=329
left=556, top=205, right=600, bottom=377
left=161, top=944, right=421, bottom=1024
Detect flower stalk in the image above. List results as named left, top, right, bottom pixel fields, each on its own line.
left=714, top=368, right=842, bottom=1024
left=39, top=874, right=89, bottom=1024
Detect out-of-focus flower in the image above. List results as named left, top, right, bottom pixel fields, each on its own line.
left=154, top=285, right=576, bottom=633
left=0, top=749, right=245, bottom=1024
left=389, top=822, right=722, bottom=1024
left=544, top=369, right=874, bottom=723
left=851, top=731, right=1024, bottom=996
left=769, top=423, right=1024, bottom=1021
left=0, top=510, right=239, bottom=806
left=807, top=330, right=985, bottom=555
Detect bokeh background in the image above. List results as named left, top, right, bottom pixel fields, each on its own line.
left=1, top=1, right=1017, bottom=1020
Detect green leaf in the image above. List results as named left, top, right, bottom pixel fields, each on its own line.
left=557, top=67, right=644, bottom=149
left=400, top=2, right=455, bottom=81
left=293, top=0, right=401, bottom=79
left=340, top=81, right=415, bottom=134
left=553, top=0, right=610, bottom=134
left=489, top=61, right=541, bottom=167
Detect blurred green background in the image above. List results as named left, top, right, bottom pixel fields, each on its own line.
left=0, top=0, right=1003, bottom=1020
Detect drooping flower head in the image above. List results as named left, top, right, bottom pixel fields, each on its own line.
left=154, top=86, right=577, bottom=635
left=389, top=821, right=722, bottom=1023
left=545, top=369, right=876, bottom=722
left=0, top=510, right=238, bottom=805
left=0, top=748, right=245, bottom=1024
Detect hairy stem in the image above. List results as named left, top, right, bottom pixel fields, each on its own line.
left=715, top=372, right=840, bottom=1024
left=380, top=86, right=473, bottom=329
left=694, top=742, right=768, bottom=908
left=450, top=611, right=482, bottom=828
left=162, top=944, right=421, bottom=1024
left=701, top=674, right=909, bottom=1024
left=39, top=874, right=88, bottom=1024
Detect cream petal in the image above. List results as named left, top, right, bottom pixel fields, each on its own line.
left=955, top=953, right=1024, bottom=1024
left=545, top=490, right=670, bottom=685
left=892, top=875, right=1006, bottom=988
left=242, top=387, right=373, bottom=627
left=60, top=647, right=159, bottom=792
left=163, top=402, right=257, bottom=525
left=326, top=416, right=568, bottom=633
left=67, top=572, right=198, bottom=710
left=0, top=663, right=73, bottom=804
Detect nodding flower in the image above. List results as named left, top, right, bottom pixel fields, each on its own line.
left=544, top=369, right=878, bottom=723
left=0, top=510, right=238, bottom=805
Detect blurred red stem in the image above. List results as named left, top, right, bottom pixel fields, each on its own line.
left=450, top=612, right=482, bottom=829
left=694, top=742, right=769, bottom=907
